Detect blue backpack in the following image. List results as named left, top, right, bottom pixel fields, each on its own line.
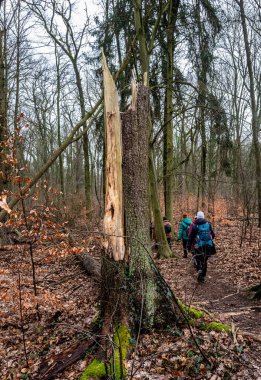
left=196, top=222, right=213, bottom=248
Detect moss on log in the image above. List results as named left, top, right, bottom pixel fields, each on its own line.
left=200, top=321, right=231, bottom=333
left=177, top=300, right=205, bottom=319
left=178, top=300, right=231, bottom=333
left=80, top=324, right=131, bottom=380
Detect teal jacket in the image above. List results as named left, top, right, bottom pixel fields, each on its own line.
left=178, top=218, right=192, bottom=240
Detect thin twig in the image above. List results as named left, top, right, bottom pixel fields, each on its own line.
left=18, top=266, right=29, bottom=368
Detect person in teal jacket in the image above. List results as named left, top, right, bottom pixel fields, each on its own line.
left=178, top=214, right=192, bottom=258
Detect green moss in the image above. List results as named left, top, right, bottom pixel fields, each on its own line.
left=202, top=321, right=231, bottom=333
left=178, top=300, right=205, bottom=319
left=112, top=324, right=131, bottom=379
left=80, top=324, right=131, bottom=380
left=80, top=359, right=106, bottom=380
left=177, top=300, right=231, bottom=333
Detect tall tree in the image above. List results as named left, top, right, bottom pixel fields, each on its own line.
left=0, top=28, right=8, bottom=194
left=162, top=0, right=180, bottom=226
left=238, top=0, right=261, bottom=227
left=195, top=0, right=221, bottom=209
left=133, top=0, right=173, bottom=258
left=29, top=0, right=92, bottom=211
left=54, top=42, right=65, bottom=202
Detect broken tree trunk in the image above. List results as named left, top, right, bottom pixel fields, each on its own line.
left=102, top=52, right=125, bottom=262
left=100, top=50, right=127, bottom=329
left=81, top=56, right=182, bottom=380
left=80, top=53, right=130, bottom=380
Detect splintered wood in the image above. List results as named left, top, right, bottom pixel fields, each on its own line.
left=102, top=52, right=125, bottom=261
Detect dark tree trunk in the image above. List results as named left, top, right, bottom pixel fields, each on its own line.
left=0, top=29, right=8, bottom=194
left=163, top=0, right=180, bottom=227
left=239, top=0, right=261, bottom=227
left=122, top=83, right=180, bottom=327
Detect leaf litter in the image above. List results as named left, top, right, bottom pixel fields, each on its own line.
left=0, top=211, right=261, bottom=379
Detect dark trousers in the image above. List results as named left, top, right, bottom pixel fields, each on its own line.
left=193, top=249, right=208, bottom=277
left=182, top=239, right=188, bottom=257
left=167, top=237, right=172, bottom=248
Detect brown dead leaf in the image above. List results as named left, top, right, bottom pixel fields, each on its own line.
left=0, top=194, right=11, bottom=213
left=153, top=367, right=165, bottom=374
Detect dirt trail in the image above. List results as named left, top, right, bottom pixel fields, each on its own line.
left=158, top=220, right=261, bottom=336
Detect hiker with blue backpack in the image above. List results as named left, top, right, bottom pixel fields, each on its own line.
left=187, top=211, right=216, bottom=283
left=177, top=214, right=192, bottom=258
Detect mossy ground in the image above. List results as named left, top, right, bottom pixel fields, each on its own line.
left=178, top=300, right=205, bottom=319
left=177, top=300, right=231, bottom=333
left=201, top=321, right=231, bottom=333
left=81, top=302, right=232, bottom=379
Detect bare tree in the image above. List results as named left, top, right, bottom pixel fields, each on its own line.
left=238, top=0, right=261, bottom=226
left=28, top=0, right=93, bottom=212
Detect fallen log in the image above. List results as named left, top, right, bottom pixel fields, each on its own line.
left=75, top=253, right=101, bottom=279
left=35, top=340, right=94, bottom=380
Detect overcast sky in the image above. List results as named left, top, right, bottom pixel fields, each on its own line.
left=86, top=0, right=100, bottom=16
left=27, top=0, right=101, bottom=61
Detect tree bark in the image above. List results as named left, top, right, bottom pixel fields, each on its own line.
left=102, top=52, right=125, bottom=262
left=76, top=253, right=101, bottom=279
left=0, top=29, right=8, bottom=194
left=239, top=0, right=261, bottom=227
left=163, top=0, right=180, bottom=227
left=149, top=147, right=173, bottom=258
left=13, top=1, right=24, bottom=168
left=195, top=0, right=209, bottom=211
left=55, top=43, right=65, bottom=202
left=133, top=0, right=173, bottom=258
left=74, top=61, right=92, bottom=211
left=122, top=82, right=156, bottom=325
left=122, top=82, right=179, bottom=326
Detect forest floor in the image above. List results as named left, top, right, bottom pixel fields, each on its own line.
left=0, top=216, right=261, bottom=380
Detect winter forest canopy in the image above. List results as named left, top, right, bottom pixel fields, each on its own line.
left=0, top=0, right=260, bottom=221
left=0, top=0, right=261, bottom=379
